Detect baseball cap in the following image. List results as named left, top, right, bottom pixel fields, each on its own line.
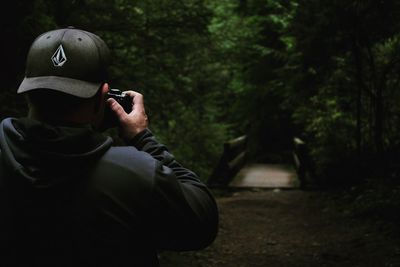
left=17, top=27, right=110, bottom=98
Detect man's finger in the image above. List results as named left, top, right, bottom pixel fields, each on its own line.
left=124, top=91, right=144, bottom=113
left=107, top=98, right=127, bottom=121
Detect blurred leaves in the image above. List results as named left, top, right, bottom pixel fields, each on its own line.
left=2, top=0, right=400, bottom=184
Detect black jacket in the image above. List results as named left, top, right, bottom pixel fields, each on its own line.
left=0, top=117, right=218, bottom=266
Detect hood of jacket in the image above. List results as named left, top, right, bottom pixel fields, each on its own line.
left=0, top=117, right=113, bottom=188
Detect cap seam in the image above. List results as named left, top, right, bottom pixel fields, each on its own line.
left=80, top=30, right=102, bottom=71
left=59, top=28, right=68, bottom=48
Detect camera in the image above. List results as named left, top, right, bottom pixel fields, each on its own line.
left=99, top=89, right=133, bottom=131
left=107, top=89, right=132, bottom=113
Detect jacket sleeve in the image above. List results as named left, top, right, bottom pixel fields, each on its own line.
left=129, top=129, right=219, bottom=251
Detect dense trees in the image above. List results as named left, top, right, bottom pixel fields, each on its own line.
left=288, top=0, right=400, bottom=184
left=1, top=0, right=399, bottom=184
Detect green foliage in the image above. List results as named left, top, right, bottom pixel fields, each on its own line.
left=2, top=0, right=400, bottom=185
left=287, top=0, right=400, bottom=184
left=153, top=107, right=227, bottom=180
left=206, top=0, right=298, bottom=163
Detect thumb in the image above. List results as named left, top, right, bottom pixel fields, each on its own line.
left=107, top=98, right=127, bottom=121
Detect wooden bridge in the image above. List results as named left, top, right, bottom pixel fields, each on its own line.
left=207, top=135, right=312, bottom=189
left=229, top=163, right=299, bottom=188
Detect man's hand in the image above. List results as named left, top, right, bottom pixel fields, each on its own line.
left=107, top=90, right=148, bottom=141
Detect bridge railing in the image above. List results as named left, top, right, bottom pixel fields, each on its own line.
left=207, top=135, right=248, bottom=188
left=292, top=137, right=315, bottom=188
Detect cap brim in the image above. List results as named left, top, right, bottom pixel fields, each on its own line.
left=17, top=76, right=102, bottom=98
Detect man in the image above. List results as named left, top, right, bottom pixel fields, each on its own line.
left=0, top=27, right=218, bottom=266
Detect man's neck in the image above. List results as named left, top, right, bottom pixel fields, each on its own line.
left=28, top=109, right=93, bottom=127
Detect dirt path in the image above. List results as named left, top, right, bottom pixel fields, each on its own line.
left=159, top=189, right=400, bottom=267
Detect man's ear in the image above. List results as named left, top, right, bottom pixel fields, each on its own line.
left=94, top=82, right=109, bottom=114
left=101, top=83, right=109, bottom=99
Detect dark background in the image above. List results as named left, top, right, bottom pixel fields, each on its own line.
left=1, top=0, right=400, bottom=191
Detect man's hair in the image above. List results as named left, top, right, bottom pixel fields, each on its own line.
left=25, top=87, right=102, bottom=121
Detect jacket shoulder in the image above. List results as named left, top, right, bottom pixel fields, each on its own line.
left=100, top=146, right=156, bottom=177
left=86, top=146, right=156, bottom=202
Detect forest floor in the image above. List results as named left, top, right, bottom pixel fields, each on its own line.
left=159, top=188, right=400, bottom=267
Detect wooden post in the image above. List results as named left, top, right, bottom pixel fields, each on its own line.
left=207, top=135, right=248, bottom=187
left=292, top=137, right=315, bottom=189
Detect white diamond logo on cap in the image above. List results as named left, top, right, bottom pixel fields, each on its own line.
left=51, top=44, right=67, bottom=67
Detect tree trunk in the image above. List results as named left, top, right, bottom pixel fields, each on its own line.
left=352, top=41, right=363, bottom=163
left=375, top=85, right=384, bottom=154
